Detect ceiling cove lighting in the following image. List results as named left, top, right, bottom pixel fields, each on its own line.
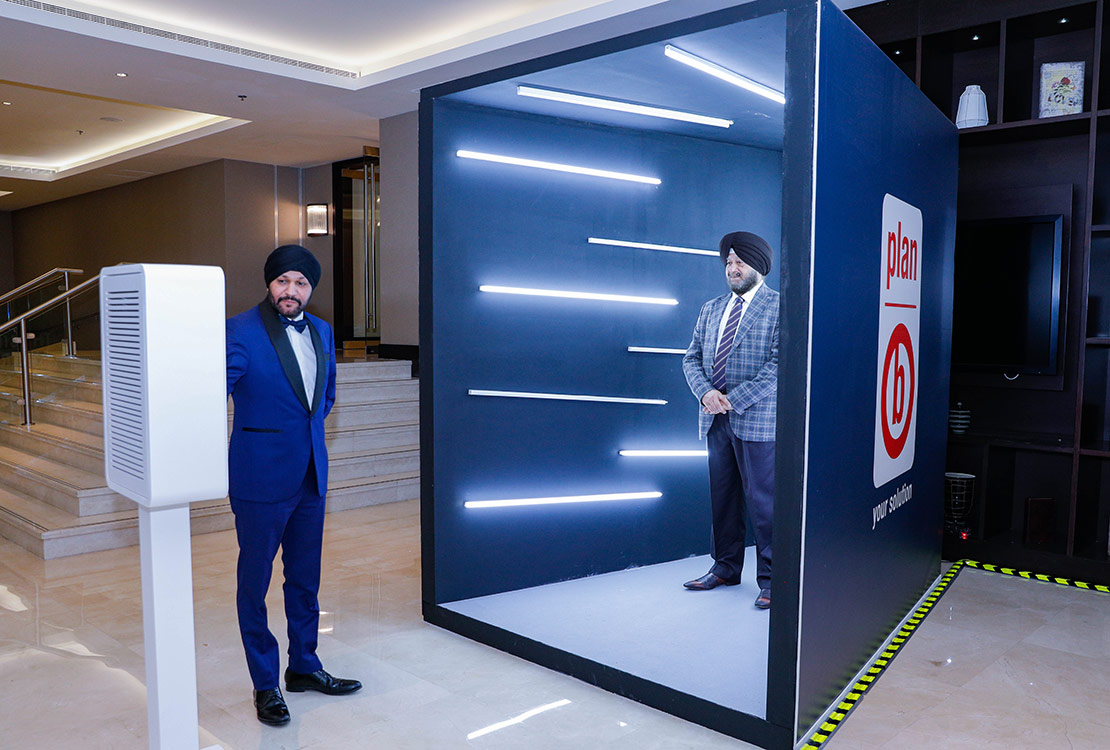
left=465, top=491, right=662, bottom=509
left=588, top=237, right=717, bottom=256
left=516, top=85, right=733, bottom=128
left=627, top=346, right=685, bottom=354
left=468, top=389, right=667, bottom=405
left=480, top=285, right=677, bottom=305
left=619, top=449, right=708, bottom=457
left=664, top=45, right=786, bottom=105
left=456, top=150, right=661, bottom=184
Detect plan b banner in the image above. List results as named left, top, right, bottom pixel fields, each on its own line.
left=873, top=194, right=921, bottom=488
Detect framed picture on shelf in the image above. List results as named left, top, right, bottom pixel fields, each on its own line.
left=1039, top=62, right=1085, bottom=118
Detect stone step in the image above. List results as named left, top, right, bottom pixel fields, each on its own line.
left=0, top=422, right=104, bottom=475
left=325, top=398, right=419, bottom=429
left=0, top=369, right=103, bottom=405
left=336, top=359, right=411, bottom=382
left=325, top=420, right=418, bottom=453
left=335, top=377, right=418, bottom=403
left=0, top=469, right=420, bottom=559
left=328, top=445, right=419, bottom=482
left=26, top=352, right=102, bottom=379
left=0, top=485, right=232, bottom=559
left=0, top=443, right=130, bottom=516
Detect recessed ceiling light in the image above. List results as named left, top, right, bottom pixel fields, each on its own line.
left=115, top=72, right=128, bottom=77
left=100, top=116, right=124, bottom=122
left=0, top=191, right=12, bottom=198
left=1059, top=17, right=1069, bottom=24
left=971, top=34, right=980, bottom=41
left=2, top=101, right=10, bottom=106
left=894, top=50, right=901, bottom=55
left=516, top=85, right=733, bottom=128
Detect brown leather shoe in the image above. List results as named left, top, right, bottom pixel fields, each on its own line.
left=754, top=589, right=771, bottom=609
left=254, top=687, right=290, bottom=725
left=284, top=668, right=362, bottom=696
left=683, top=572, right=739, bottom=590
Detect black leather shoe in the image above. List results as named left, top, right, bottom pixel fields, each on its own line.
left=254, top=687, right=290, bottom=726
left=683, top=572, right=739, bottom=590
left=754, top=589, right=771, bottom=609
left=284, top=668, right=362, bottom=696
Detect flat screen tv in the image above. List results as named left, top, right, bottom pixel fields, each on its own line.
left=951, top=214, right=1064, bottom=376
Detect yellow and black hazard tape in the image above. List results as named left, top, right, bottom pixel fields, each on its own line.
left=798, top=559, right=967, bottom=749
left=799, top=559, right=1110, bottom=749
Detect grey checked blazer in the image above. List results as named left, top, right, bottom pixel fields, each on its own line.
left=682, top=283, right=779, bottom=441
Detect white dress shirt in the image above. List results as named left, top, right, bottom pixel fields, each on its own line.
left=284, top=313, right=317, bottom=406
left=714, top=278, right=764, bottom=353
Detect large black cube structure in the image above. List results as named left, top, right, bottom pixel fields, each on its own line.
left=419, top=1, right=958, bottom=746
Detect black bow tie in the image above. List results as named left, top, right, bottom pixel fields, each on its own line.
left=281, top=316, right=308, bottom=333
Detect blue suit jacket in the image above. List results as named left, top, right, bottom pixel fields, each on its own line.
left=682, top=283, right=779, bottom=441
left=227, top=301, right=337, bottom=502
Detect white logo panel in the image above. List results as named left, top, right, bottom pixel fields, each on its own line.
left=873, top=194, right=922, bottom=488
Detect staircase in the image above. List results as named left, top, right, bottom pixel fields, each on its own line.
left=0, top=349, right=419, bottom=559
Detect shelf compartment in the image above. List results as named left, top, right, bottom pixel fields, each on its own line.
left=1074, top=456, right=1110, bottom=561
left=1087, top=235, right=1110, bottom=336
left=1004, top=3, right=1097, bottom=123
left=1081, top=346, right=1110, bottom=450
left=983, top=447, right=1073, bottom=554
left=958, top=111, right=1090, bottom=146
left=879, top=38, right=917, bottom=84
left=922, top=23, right=1001, bottom=124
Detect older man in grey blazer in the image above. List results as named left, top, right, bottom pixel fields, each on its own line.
left=682, top=231, right=778, bottom=609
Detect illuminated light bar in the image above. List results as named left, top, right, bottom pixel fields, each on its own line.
left=516, top=85, right=733, bottom=128
left=588, top=237, right=717, bottom=256
left=468, top=389, right=667, bottom=405
left=664, top=45, right=786, bottom=105
left=480, top=284, right=677, bottom=306
left=619, top=449, right=708, bottom=457
left=467, top=699, right=572, bottom=740
left=627, top=346, right=686, bottom=354
left=456, top=149, right=661, bottom=184
left=465, top=491, right=662, bottom=509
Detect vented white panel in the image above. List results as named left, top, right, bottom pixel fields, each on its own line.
left=100, top=264, right=228, bottom=508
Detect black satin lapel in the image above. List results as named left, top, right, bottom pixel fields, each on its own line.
left=308, top=320, right=327, bottom=415
left=258, top=300, right=311, bottom=412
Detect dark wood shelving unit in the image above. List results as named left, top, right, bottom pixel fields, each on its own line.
left=849, top=0, right=1110, bottom=583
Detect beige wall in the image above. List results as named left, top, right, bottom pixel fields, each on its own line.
left=10, top=159, right=337, bottom=325
left=0, top=212, right=13, bottom=292
left=379, top=110, right=419, bottom=346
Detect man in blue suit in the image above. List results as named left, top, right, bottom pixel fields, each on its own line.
left=227, top=244, right=360, bottom=726
left=681, top=232, right=778, bottom=609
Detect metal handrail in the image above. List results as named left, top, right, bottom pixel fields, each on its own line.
left=1, top=274, right=99, bottom=426
left=0, top=267, right=83, bottom=309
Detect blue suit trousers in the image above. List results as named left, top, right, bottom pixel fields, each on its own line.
left=230, top=461, right=325, bottom=690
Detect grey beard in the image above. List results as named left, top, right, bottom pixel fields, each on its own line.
left=729, top=272, right=761, bottom=295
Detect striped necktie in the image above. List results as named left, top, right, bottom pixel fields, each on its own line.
left=711, top=297, right=744, bottom=392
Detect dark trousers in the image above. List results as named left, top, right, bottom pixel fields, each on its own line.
left=707, top=414, right=774, bottom=590
left=230, top=461, right=326, bottom=691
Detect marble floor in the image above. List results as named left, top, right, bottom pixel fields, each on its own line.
left=0, top=498, right=1106, bottom=749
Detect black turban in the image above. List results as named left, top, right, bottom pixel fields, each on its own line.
left=264, top=244, right=321, bottom=288
left=718, top=231, right=773, bottom=275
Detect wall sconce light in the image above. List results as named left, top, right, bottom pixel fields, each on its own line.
left=306, top=204, right=329, bottom=236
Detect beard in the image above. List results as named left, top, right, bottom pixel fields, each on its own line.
left=267, top=290, right=306, bottom=317
left=728, top=269, right=761, bottom=295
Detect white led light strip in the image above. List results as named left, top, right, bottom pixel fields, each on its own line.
left=619, top=449, right=707, bottom=457
left=664, top=45, right=786, bottom=105
left=456, top=150, right=661, bottom=184
left=468, top=389, right=667, bottom=405
left=516, top=85, right=732, bottom=128
left=480, top=285, right=677, bottom=306
left=588, top=237, right=717, bottom=256
left=627, top=346, right=685, bottom=354
left=465, top=491, right=662, bottom=509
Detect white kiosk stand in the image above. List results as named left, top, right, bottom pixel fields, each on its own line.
left=100, top=265, right=229, bottom=750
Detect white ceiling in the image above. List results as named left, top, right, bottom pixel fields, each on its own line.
left=0, top=0, right=874, bottom=210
